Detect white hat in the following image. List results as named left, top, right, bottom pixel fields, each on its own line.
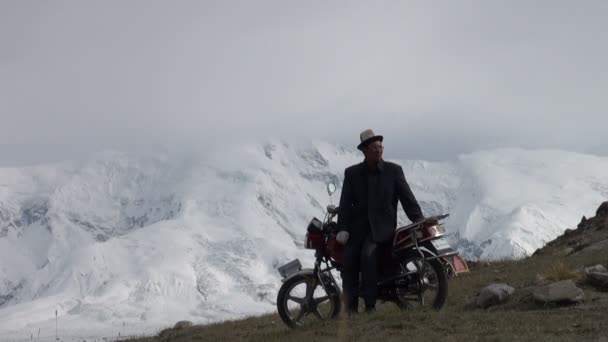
left=357, top=129, right=383, bottom=151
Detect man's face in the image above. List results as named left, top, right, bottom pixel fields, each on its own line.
left=363, top=140, right=383, bottom=162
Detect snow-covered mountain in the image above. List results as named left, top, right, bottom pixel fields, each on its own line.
left=1, top=142, right=607, bottom=340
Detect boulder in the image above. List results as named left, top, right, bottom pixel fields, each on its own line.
left=585, top=264, right=608, bottom=290
left=577, top=216, right=587, bottom=228
left=533, top=280, right=584, bottom=305
left=587, top=272, right=608, bottom=290
left=476, top=283, right=515, bottom=308
left=174, top=320, right=193, bottom=330
left=597, top=201, right=608, bottom=217
left=584, top=265, right=608, bottom=274
left=579, top=239, right=608, bottom=253
left=557, top=247, right=574, bottom=256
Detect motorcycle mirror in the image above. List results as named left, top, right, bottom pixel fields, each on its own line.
left=327, top=183, right=337, bottom=196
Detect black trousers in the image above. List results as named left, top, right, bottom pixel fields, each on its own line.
left=341, top=231, right=383, bottom=311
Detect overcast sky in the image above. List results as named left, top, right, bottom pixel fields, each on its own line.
left=1, top=1, right=607, bottom=166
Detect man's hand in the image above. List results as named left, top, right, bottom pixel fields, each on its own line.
left=336, top=231, right=349, bottom=245
left=419, top=217, right=438, bottom=225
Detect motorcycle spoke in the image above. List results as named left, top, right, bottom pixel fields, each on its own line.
left=287, top=295, right=305, bottom=305
left=314, top=295, right=330, bottom=305
left=312, top=308, right=324, bottom=320
left=305, top=280, right=315, bottom=300
left=294, top=307, right=307, bottom=324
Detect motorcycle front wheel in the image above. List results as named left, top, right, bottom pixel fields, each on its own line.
left=277, top=273, right=341, bottom=329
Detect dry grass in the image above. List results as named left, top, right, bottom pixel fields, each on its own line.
left=542, top=259, right=583, bottom=282
left=127, top=250, right=608, bottom=342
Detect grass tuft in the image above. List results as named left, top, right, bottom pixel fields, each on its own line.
left=542, top=259, right=583, bottom=282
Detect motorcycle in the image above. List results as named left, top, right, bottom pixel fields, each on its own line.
left=276, top=182, right=462, bottom=328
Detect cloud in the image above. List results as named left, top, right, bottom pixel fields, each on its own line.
left=1, top=0, right=607, bottom=165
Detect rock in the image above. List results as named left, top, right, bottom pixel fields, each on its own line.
left=476, top=283, right=515, bottom=308
left=584, top=264, right=608, bottom=290
left=158, top=328, right=175, bottom=338
left=578, top=239, right=608, bottom=254
left=596, top=201, right=608, bottom=217
left=563, top=228, right=575, bottom=236
left=584, top=265, right=608, bottom=274
left=567, top=239, right=578, bottom=246
left=533, top=280, right=584, bottom=305
left=173, top=320, right=193, bottom=329
left=597, top=221, right=607, bottom=230
left=578, top=216, right=587, bottom=227
left=587, top=272, right=608, bottom=290
left=557, top=247, right=574, bottom=256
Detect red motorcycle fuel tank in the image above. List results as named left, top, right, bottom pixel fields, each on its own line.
left=325, top=232, right=344, bottom=263
left=305, top=231, right=323, bottom=249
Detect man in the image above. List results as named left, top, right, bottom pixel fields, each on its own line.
left=337, top=129, right=424, bottom=314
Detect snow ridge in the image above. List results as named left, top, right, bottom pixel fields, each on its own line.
left=0, top=143, right=607, bottom=340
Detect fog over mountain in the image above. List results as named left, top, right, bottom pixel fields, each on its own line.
left=2, top=1, right=608, bottom=166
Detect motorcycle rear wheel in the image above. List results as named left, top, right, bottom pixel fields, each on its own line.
left=395, top=257, right=448, bottom=310
left=277, top=273, right=341, bottom=329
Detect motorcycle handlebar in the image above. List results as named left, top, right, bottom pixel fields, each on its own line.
left=327, top=205, right=339, bottom=215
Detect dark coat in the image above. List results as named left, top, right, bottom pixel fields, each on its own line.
left=337, top=159, right=424, bottom=243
